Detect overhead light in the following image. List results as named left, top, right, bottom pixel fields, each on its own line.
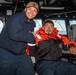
left=40, top=6, right=64, bottom=10
left=0, top=0, right=12, bottom=4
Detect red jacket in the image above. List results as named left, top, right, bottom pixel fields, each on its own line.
left=36, top=27, right=76, bottom=46
left=26, top=27, right=76, bottom=55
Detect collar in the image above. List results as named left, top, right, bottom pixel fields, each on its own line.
left=36, top=27, right=59, bottom=40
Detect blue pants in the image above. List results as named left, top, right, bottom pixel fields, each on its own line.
left=36, top=60, right=76, bottom=75
left=0, top=48, right=35, bottom=75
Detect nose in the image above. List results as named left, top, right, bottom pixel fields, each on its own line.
left=48, top=27, right=51, bottom=30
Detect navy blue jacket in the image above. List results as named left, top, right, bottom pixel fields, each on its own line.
left=0, top=11, right=36, bottom=55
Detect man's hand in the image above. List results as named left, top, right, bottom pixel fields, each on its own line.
left=30, top=31, right=36, bottom=38
left=70, top=46, right=76, bottom=55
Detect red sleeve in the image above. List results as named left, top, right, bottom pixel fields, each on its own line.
left=60, top=35, right=76, bottom=47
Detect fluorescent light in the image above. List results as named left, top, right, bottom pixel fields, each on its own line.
left=0, top=0, right=12, bottom=4
left=40, top=6, right=64, bottom=10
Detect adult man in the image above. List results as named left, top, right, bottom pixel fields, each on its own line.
left=29, top=19, right=76, bottom=75
left=0, top=1, right=38, bottom=75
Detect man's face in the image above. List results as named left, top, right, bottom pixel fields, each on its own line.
left=24, top=7, right=38, bottom=19
left=43, top=22, right=54, bottom=35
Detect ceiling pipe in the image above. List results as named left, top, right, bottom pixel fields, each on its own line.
left=71, top=0, right=76, bottom=6
left=49, top=0, right=56, bottom=5
left=49, top=10, right=76, bottom=16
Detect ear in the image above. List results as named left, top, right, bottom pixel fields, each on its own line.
left=24, top=8, right=26, bottom=12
